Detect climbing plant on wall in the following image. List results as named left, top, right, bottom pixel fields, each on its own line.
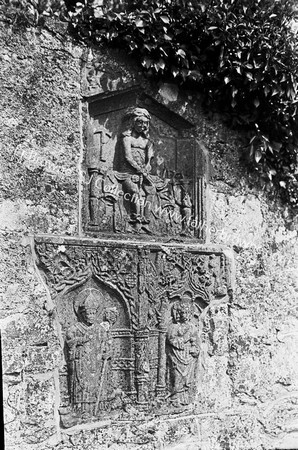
left=3, top=0, right=298, bottom=207
left=68, top=0, right=298, bottom=207
left=1, top=0, right=66, bottom=26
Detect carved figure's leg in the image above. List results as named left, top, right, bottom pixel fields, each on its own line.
left=122, top=177, right=141, bottom=223
left=142, top=183, right=156, bottom=224
left=181, top=205, right=192, bottom=234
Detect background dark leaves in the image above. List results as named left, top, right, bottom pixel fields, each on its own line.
left=4, top=0, right=298, bottom=207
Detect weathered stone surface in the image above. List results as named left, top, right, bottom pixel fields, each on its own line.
left=210, top=193, right=265, bottom=248
left=34, top=236, right=233, bottom=427
left=0, top=18, right=82, bottom=450
left=1, top=12, right=298, bottom=450
left=0, top=26, right=80, bottom=236
left=22, top=376, right=57, bottom=443
left=158, top=83, right=179, bottom=104
left=83, top=90, right=207, bottom=240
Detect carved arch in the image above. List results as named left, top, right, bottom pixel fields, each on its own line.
left=92, top=274, right=132, bottom=328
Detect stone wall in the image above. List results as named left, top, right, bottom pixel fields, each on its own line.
left=0, top=20, right=82, bottom=449
left=1, top=17, right=298, bottom=450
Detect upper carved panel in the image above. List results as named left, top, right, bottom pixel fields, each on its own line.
left=83, top=88, right=208, bottom=241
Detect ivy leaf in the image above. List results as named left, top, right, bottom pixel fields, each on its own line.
left=255, top=150, right=262, bottom=163
left=160, top=15, right=170, bottom=24
left=155, top=59, right=165, bottom=71
left=232, top=87, right=238, bottom=97
left=172, top=67, right=179, bottom=77
left=189, top=70, right=202, bottom=81
left=143, top=57, right=153, bottom=69
left=181, top=69, right=190, bottom=80
left=135, top=19, right=145, bottom=27
left=271, top=141, right=282, bottom=152
left=264, top=85, right=270, bottom=96
left=177, top=49, right=186, bottom=58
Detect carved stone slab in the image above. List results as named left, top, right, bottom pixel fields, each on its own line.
left=83, top=87, right=208, bottom=241
left=35, top=236, right=233, bottom=427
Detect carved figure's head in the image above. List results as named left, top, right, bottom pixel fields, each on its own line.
left=178, top=302, right=192, bottom=323
left=103, top=306, right=118, bottom=326
left=124, top=107, right=151, bottom=137
left=79, top=291, right=99, bottom=326
left=171, top=295, right=193, bottom=323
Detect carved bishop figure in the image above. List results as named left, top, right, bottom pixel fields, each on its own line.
left=66, top=290, right=118, bottom=417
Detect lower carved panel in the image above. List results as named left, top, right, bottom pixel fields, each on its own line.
left=35, top=237, right=233, bottom=427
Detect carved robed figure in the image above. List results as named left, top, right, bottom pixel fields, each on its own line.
left=66, top=290, right=118, bottom=417
left=166, top=300, right=200, bottom=407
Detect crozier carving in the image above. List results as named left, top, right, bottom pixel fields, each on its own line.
left=35, top=238, right=233, bottom=425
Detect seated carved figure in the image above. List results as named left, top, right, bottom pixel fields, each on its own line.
left=115, top=107, right=174, bottom=231
left=66, top=291, right=118, bottom=418
left=166, top=301, right=199, bottom=407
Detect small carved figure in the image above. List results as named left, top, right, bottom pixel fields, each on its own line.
left=172, top=174, right=192, bottom=235
left=66, top=291, right=118, bottom=418
left=166, top=300, right=199, bottom=407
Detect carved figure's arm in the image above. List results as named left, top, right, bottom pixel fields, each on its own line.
left=66, top=329, right=79, bottom=360
left=145, top=140, right=154, bottom=170
left=102, top=337, right=113, bottom=360
left=189, top=327, right=200, bottom=357
left=66, top=327, right=89, bottom=355
left=167, top=328, right=184, bottom=350
left=123, top=136, right=143, bottom=173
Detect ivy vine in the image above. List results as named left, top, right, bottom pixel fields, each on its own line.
left=69, top=0, right=298, bottom=207
left=0, top=0, right=67, bottom=26
left=2, top=0, right=298, bottom=208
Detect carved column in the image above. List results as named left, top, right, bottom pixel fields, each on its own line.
left=86, top=120, right=110, bottom=226
left=134, top=329, right=150, bottom=406
left=194, top=176, right=205, bottom=241
left=156, top=301, right=167, bottom=397
left=156, top=326, right=167, bottom=397
left=89, top=168, right=101, bottom=225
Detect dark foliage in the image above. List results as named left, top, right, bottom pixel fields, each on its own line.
left=69, top=0, right=298, bottom=207
left=3, top=0, right=298, bottom=207
left=0, top=0, right=67, bottom=27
